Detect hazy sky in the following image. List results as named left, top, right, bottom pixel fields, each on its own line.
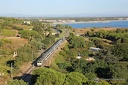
left=0, top=0, right=128, bottom=17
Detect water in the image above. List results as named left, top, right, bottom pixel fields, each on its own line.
left=62, top=20, right=128, bottom=28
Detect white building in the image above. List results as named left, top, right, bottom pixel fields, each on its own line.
left=85, top=57, right=95, bottom=61
left=89, top=47, right=100, bottom=52
left=24, top=21, right=30, bottom=25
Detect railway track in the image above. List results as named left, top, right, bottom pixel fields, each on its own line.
left=20, top=28, right=70, bottom=84
left=21, top=38, right=66, bottom=84
left=22, top=65, right=35, bottom=80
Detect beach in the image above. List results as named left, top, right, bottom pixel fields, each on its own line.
left=52, top=20, right=128, bottom=25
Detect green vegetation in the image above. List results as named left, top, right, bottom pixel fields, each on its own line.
left=8, top=79, right=28, bottom=85
left=32, top=68, right=110, bottom=85
left=13, top=20, right=64, bottom=72
left=1, top=29, right=16, bottom=36
left=0, top=17, right=72, bottom=84
left=32, top=68, right=65, bottom=85
left=31, top=29, right=128, bottom=85
left=112, top=43, right=128, bottom=60
left=18, top=30, right=39, bottom=39
left=1, top=17, right=128, bottom=85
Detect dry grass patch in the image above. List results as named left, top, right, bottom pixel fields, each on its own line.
left=13, top=24, right=33, bottom=30
left=0, top=37, right=28, bottom=50
left=74, top=28, right=117, bottom=34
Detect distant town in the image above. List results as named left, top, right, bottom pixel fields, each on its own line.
left=20, top=17, right=128, bottom=25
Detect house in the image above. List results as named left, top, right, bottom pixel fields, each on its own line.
left=24, top=21, right=30, bottom=25
left=85, top=57, right=95, bottom=62
left=89, top=47, right=100, bottom=52
left=76, top=54, right=81, bottom=59
left=76, top=56, right=81, bottom=59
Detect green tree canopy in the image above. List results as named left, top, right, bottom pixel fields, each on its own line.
left=64, top=72, right=88, bottom=85
left=33, top=68, right=65, bottom=85
left=112, top=43, right=128, bottom=61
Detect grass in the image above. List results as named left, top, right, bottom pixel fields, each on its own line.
left=0, top=18, right=33, bottom=83
left=50, top=40, right=68, bottom=72
left=13, top=24, right=33, bottom=30
left=0, top=38, right=28, bottom=51
left=0, top=55, right=11, bottom=77
left=55, top=29, right=66, bottom=41
left=0, top=19, right=4, bottom=24
left=0, top=55, right=13, bottom=85
left=0, top=36, right=28, bottom=78
left=1, top=29, right=17, bottom=37
left=89, top=37, right=101, bottom=40
left=55, top=54, right=66, bottom=63
left=51, top=51, right=66, bottom=69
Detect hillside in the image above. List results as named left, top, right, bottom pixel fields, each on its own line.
left=0, top=17, right=70, bottom=85
left=0, top=17, right=31, bottom=84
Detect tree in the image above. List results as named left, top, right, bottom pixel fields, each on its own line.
left=57, top=63, right=68, bottom=69
left=56, top=24, right=64, bottom=29
left=84, top=72, right=97, bottom=80
left=84, top=80, right=97, bottom=85
left=33, top=68, right=88, bottom=85
left=71, top=59, right=87, bottom=73
left=33, top=68, right=65, bottom=85
left=86, top=31, right=92, bottom=37
left=19, top=30, right=38, bottom=39
left=98, top=80, right=111, bottom=85
left=64, top=72, right=88, bottom=85
left=112, top=43, right=128, bottom=61
left=68, top=34, right=85, bottom=48
left=108, top=63, right=128, bottom=83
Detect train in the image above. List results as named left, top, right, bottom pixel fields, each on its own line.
left=36, top=37, right=64, bottom=66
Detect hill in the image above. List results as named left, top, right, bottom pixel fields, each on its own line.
left=0, top=17, right=31, bottom=84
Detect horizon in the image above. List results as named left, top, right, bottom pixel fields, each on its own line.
left=0, top=13, right=128, bottom=18
left=0, top=0, right=128, bottom=17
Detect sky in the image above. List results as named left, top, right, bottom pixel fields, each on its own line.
left=0, top=0, right=128, bottom=17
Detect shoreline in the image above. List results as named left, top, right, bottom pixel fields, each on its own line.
left=74, top=28, right=118, bottom=34
left=53, top=20, right=128, bottom=24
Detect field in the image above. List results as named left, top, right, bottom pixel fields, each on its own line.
left=13, top=24, right=33, bottom=30
left=74, top=28, right=118, bottom=34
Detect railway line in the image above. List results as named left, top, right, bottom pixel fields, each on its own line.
left=21, top=37, right=65, bottom=84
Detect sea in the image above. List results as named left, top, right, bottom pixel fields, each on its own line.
left=62, top=20, right=128, bottom=28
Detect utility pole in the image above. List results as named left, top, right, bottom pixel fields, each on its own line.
left=42, top=43, right=44, bottom=49
left=10, top=63, right=13, bottom=79
left=32, top=51, right=33, bottom=61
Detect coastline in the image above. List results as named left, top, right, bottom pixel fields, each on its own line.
left=53, top=20, right=128, bottom=25
left=74, top=28, right=118, bottom=35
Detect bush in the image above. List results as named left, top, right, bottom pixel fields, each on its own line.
left=19, top=30, right=38, bottom=39
left=1, top=29, right=16, bottom=36
left=57, top=63, right=68, bottom=69
left=8, top=79, right=28, bottom=85
left=12, top=26, right=23, bottom=30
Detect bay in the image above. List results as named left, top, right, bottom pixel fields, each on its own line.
left=62, top=20, right=128, bottom=28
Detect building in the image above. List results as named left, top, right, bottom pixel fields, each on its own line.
left=24, top=21, right=30, bottom=25
left=66, top=20, right=75, bottom=22
left=76, top=53, right=81, bottom=59
left=89, top=47, right=100, bottom=52
left=85, top=57, right=95, bottom=62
